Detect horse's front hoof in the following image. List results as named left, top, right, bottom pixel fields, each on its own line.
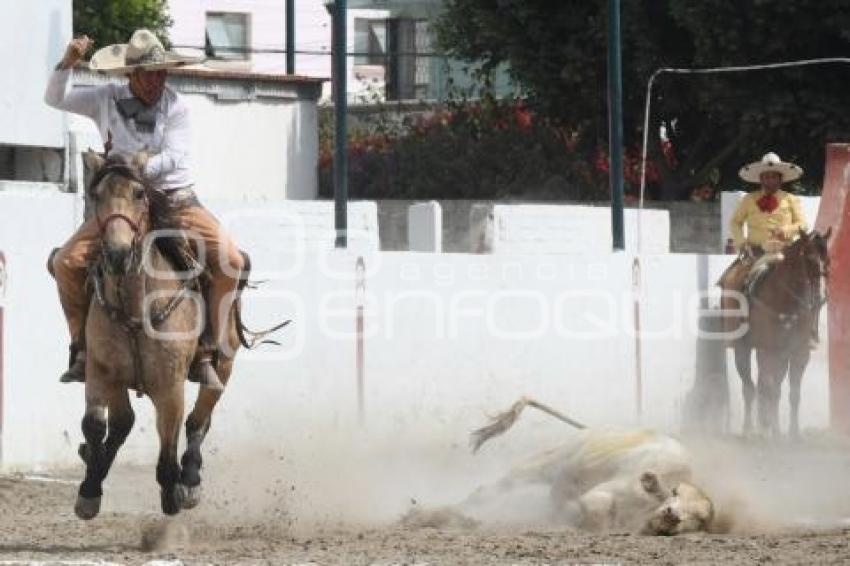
left=161, top=486, right=183, bottom=516
left=75, top=495, right=101, bottom=520
left=180, top=484, right=201, bottom=510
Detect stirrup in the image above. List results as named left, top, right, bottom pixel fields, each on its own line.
left=189, top=352, right=225, bottom=391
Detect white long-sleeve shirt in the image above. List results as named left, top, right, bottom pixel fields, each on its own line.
left=44, top=69, right=194, bottom=190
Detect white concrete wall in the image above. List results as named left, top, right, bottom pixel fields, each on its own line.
left=0, top=189, right=83, bottom=466
left=0, top=0, right=71, bottom=148
left=720, top=191, right=823, bottom=247
left=67, top=87, right=319, bottom=201
left=0, top=191, right=831, bottom=470
left=489, top=205, right=670, bottom=254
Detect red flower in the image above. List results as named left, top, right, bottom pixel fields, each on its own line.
left=660, top=139, right=677, bottom=168
left=514, top=106, right=533, bottom=129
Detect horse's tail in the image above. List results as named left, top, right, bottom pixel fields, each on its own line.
left=234, top=251, right=291, bottom=349
left=469, top=396, right=586, bottom=454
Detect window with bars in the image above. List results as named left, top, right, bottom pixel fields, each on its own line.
left=351, top=16, right=435, bottom=101
left=205, top=12, right=250, bottom=60
left=413, top=20, right=432, bottom=99
left=354, top=18, right=388, bottom=66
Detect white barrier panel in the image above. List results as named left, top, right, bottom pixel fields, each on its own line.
left=720, top=191, right=822, bottom=248
left=0, top=192, right=830, bottom=470
left=0, top=249, right=6, bottom=463
left=489, top=204, right=670, bottom=254
left=408, top=201, right=443, bottom=253
left=209, top=199, right=380, bottom=256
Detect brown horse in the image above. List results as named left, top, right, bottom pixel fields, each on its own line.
left=72, top=152, right=267, bottom=519
left=731, top=230, right=830, bottom=437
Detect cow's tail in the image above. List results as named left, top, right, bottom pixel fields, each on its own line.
left=470, top=396, right=586, bottom=454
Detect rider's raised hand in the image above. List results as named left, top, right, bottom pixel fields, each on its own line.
left=60, top=35, right=94, bottom=70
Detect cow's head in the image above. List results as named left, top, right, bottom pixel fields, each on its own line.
left=639, top=472, right=714, bottom=535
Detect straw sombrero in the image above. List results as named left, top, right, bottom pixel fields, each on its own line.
left=738, top=152, right=803, bottom=183
left=89, top=29, right=202, bottom=74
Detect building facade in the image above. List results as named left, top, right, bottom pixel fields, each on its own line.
left=167, top=0, right=514, bottom=103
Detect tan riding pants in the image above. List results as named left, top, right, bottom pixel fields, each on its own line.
left=717, top=256, right=755, bottom=337
left=51, top=205, right=244, bottom=348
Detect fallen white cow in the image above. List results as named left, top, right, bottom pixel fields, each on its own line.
left=403, top=397, right=715, bottom=535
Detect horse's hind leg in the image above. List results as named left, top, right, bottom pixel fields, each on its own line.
left=76, top=386, right=135, bottom=520
left=734, top=342, right=755, bottom=434
left=180, top=354, right=234, bottom=509
left=788, top=348, right=810, bottom=438
left=151, top=385, right=185, bottom=515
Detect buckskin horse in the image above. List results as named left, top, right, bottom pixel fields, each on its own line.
left=730, top=229, right=830, bottom=437
left=60, top=152, right=285, bottom=519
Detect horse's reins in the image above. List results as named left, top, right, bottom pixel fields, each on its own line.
left=747, top=243, right=828, bottom=330
left=89, top=166, right=199, bottom=397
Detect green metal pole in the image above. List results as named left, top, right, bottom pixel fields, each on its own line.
left=608, top=0, right=625, bottom=251
left=332, top=0, right=348, bottom=248
left=286, top=0, right=295, bottom=74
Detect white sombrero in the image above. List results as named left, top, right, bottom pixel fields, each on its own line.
left=739, top=152, right=803, bottom=183
left=89, top=29, right=202, bottom=75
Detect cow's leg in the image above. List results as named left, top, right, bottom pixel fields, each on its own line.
left=577, top=485, right=616, bottom=531
left=788, top=347, right=810, bottom=438
left=734, top=342, right=755, bottom=434
left=152, top=383, right=185, bottom=515
left=76, top=382, right=133, bottom=519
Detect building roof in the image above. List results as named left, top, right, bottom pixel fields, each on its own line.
left=169, top=65, right=327, bottom=85
left=75, top=64, right=326, bottom=101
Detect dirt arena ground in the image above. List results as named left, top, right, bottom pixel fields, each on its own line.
left=1, top=435, right=850, bottom=564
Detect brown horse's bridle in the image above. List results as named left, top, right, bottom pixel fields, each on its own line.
left=90, top=165, right=151, bottom=273
left=95, top=210, right=146, bottom=239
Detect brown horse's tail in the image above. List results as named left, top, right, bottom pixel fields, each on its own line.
left=470, top=396, right=586, bottom=454
left=234, top=251, right=291, bottom=349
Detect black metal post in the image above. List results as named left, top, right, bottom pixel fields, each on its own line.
left=328, top=0, right=348, bottom=248
left=286, top=0, right=295, bottom=74
left=607, top=0, right=625, bottom=251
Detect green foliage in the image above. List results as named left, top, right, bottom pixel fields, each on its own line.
left=73, top=0, right=172, bottom=48
left=319, top=99, right=619, bottom=201
left=435, top=0, right=850, bottom=199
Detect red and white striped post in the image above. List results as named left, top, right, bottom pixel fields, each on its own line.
left=355, top=256, right=366, bottom=426
left=814, top=144, right=850, bottom=434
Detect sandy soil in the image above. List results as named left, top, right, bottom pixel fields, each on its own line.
left=2, top=435, right=850, bottom=565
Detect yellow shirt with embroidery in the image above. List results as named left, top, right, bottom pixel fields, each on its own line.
left=729, top=189, right=807, bottom=250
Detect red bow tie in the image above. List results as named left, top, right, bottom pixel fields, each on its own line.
left=756, top=193, right=779, bottom=213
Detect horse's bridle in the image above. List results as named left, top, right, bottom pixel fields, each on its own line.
left=90, top=163, right=149, bottom=233
left=96, top=210, right=145, bottom=238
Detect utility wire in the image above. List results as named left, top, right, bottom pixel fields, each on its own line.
left=171, top=43, right=446, bottom=58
